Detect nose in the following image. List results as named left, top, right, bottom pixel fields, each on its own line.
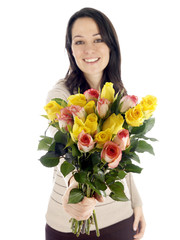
left=83, top=42, right=96, bottom=54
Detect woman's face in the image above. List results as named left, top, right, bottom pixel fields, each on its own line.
left=71, top=17, right=110, bottom=86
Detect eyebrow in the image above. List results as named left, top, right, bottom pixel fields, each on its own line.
left=72, top=33, right=101, bottom=39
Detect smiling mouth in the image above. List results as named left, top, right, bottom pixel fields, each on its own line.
left=84, top=58, right=100, bottom=63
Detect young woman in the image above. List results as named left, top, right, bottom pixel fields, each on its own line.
left=45, top=7, right=146, bottom=240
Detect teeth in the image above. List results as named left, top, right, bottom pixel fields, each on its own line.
left=84, top=58, right=99, bottom=63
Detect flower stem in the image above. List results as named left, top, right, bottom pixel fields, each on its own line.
left=93, top=210, right=100, bottom=237
left=77, top=221, right=83, bottom=237
left=74, top=220, right=78, bottom=234
left=86, top=184, right=91, bottom=198
left=86, top=218, right=90, bottom=235
left=81, top=220, right=86, bottom=234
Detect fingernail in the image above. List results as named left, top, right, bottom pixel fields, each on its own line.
left=133, top=226, right=137, bottom=231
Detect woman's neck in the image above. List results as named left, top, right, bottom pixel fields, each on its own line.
left=84, top=73, right=102, bottom=90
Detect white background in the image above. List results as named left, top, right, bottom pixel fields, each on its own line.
left=0, top=0, right=179, bottom=239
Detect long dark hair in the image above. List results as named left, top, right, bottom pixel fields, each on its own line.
left=64, top=7, right=127, bottom=95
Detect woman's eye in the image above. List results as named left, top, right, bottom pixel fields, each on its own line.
left=94, top=39, right=103, bottom=43
left=75, top=41, right=84, bottom=45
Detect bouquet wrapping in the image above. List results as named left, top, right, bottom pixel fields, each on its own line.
left=38, top=82, right=157, bottom=237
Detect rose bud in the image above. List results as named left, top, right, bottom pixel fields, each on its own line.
left=84, top=89, right=100, bottom=102
left=44, top=100, right=63, bottom=122
left=113, top=129, right=130, bottom=151
left=119, top=95, right=138, bottom=113
left=68, top=105, right=86, bottom=122
left=97, top=98, right=110, bottom=118
left=57, top=107, right=73, bottom=131
left=140, top=95, right=157, bottom=119
left=101, top=141, right=122, bottom=169
left=77, top=130, right=95, bottom=152
left=100, top=82, right=115, bottom=103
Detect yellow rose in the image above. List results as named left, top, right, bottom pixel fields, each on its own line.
left=44, top=100, right=63, bottom=122
left=140, top=95, right=157, bottom=119
left=94, top=128, right=112, bottom=148
left=125, top=104, right=144, bottom=126
left=84, top=101, right=95, bottom=115
left=100, top=82, right=115, bottom=103
left=102, top=113, right=124, bottom=135
left=85, top=113, right=98, bottom=135
left=68, top=93, right=87, bottom=107
left=72, top=116, right=90, bottom=140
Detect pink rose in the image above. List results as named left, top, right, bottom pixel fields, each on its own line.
left=97, top=98, right=110, bottom=118
left=68, top=105, right=86, bottom=122
left=77, top=131, right=95, bottom=152
left=113, top=129, right=130, bottom=151
left=101, top=141, right=122, bottom=169
left=84, top=89, right=100, bottom=102
left=119, top=95, right=138, bottom=113
left=57, top=107, right=73, bottom=131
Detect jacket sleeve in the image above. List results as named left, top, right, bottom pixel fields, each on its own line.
left=126, top=173, right=143, bottom=208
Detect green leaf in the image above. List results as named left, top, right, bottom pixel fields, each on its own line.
left=71, top=144, right=81, bottom=157
left=41, top=115, right=49, bottom=119
left=136, top=140, right=155, bottom=155
left=38, top=139, right=50, bottom=151
left=140, top=136, right=158, bottom=142
left=38, top=136, right=53, bottom=151
left=105, top=171, right=118, bottom=185
left=109, top=181, right=124, bottom=192
left=50, top=122, right=60, bottom=130
left=48, top=141, right=56, bottom=152
left=131, top=118, right=155, bottom=136
left=127, top=152, right=140, bottom=163
left=74, top=171, right=87, bottom=183
left=94, top=178, right=107, bottom=191
left=93, top=170, right=105, bottom=182
left=61, top=161, right=75, bottom=177
left=68, top=188, right=84, bottom=204
left=111, top=91, right=122, bottom=115
left=39, top=151, right=59, bottom=167
left=54, top=131, right=67, bottom=144
left=129, top=138, right=139, bottom=152
left=110, top=192, right=129, bottom=201
left=124, top=163, right=143, bottom=173
left=130, top=122, right=146, bottom=135
left=90, top=152, right=101, bottom=166
left=105, top=175, right=116, bottom=185
left=52, top=98, right=68, bottom=108
left=117, top=170, right=127, bottom=179
left=85, top=180, right=104, bottom=196
left=109, top=182, right=129, bottom=201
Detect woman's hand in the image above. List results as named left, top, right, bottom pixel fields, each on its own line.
left=62, top=178, right=104, bottom=221
left=133, top=206, right=146, bottom=239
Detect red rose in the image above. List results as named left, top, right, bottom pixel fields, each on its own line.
left=57, top=107, right=73, bottom=131
left=119, top=95, right=138, bottom=113
left=101, top=141, right=122, bottom=169
left=68, top=105, right=86, bottom=122
left=78, top=131, right=95, bottom=152
left=84, top=89, right=99, bottom=102
left=97, top=98, right=110, bottom=118
left=113, top=129, right=130, bottom=151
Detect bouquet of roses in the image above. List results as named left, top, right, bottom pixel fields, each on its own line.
left=38, top=82, right=157, bottom=237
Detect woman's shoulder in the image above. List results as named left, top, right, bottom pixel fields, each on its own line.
left=52, top=78, right=69, bottom=92
left=46, top=78, right=71, bottom=103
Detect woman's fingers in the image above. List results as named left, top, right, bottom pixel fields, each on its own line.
left=133, top=207, right=146, bottom=239
left=94, top=192, right=104, bottom=202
